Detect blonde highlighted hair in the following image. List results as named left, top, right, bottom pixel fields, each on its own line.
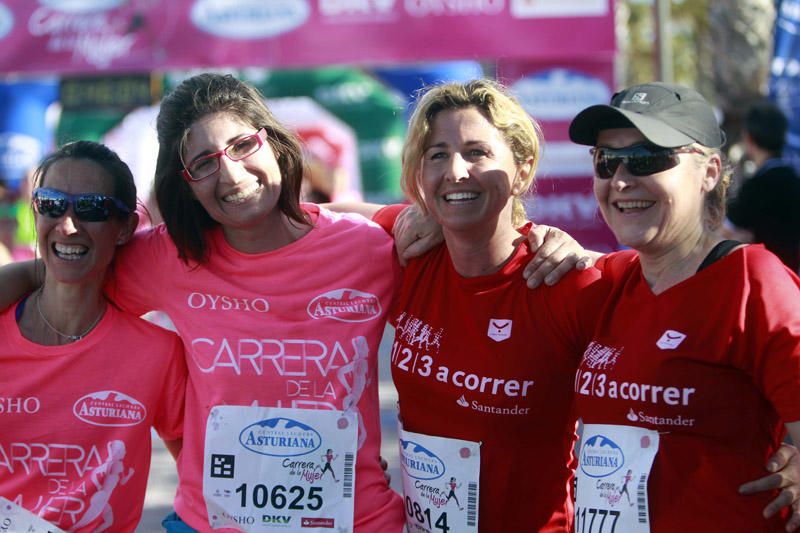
left=401, top=79, right=543, bottom=227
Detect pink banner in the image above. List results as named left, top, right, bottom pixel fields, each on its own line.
left=0, top=0, right=614, bottom=75
left=498, top=59, right=619, bottom=251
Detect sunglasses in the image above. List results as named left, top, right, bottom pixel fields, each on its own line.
left=33, top=188, right=131, bottom=222
left=181, top=128, right=267, bottom=182
left=590, top=143, right=704, bottom=180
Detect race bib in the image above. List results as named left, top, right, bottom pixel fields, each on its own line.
left=398, top=423, right=480, bottom=533
left=0, top=497, right=66, bottom=533
left=575, top=424, right=659, bottom=533
left=203, top=406, right=358, bottom=532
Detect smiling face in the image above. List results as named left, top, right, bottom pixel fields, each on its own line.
left=593, top=128, right=718, bottom=254
left=419, top=107, right=528, bottom=234
left=182, top=112, right=285, bottom=243
left=36, top=158, right=133, bottom=287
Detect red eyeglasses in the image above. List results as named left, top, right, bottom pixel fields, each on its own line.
left=181, top=128, right=267, bottom=182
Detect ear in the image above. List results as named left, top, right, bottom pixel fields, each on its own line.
left=116, top=212, right=139, bottom=246
left=511, top=158, right=534, bottom=196
left=701, top=153, right=722, bottom=193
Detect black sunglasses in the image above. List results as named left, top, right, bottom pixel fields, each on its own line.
left=590, top=143, right=704, bottom=180
left=33, top=188, right=131, bottom=222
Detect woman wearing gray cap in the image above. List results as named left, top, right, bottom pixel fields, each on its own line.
left=569, top=82, right=800, bottom=531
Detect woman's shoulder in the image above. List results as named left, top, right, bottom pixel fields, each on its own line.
left=124, top=223, right=176, bottom=253
left=312, top=204, right=394, bottom=244
left=107, top=306, right=181, bottom=342
left=739, top=244, right=800, bottom=280
left=595, top=249, right=639, bottom=277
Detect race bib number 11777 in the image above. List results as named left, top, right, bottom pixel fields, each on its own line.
left=575, top=424, right=659, bottom=533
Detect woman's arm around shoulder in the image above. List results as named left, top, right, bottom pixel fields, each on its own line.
left=0, top=259, right=41, bottom=310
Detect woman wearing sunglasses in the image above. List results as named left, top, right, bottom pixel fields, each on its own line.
left=568, top=82, right=800, bottom=531
left=9, top=73, right=409, bottom=532
left=0, top=74, right=582, bottom=532
left=0, top=141, right=186, bottom=532
left=328, top=78, right=800, bottom=532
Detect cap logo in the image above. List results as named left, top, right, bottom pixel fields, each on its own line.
left=629, top=92, right=649, bottom=104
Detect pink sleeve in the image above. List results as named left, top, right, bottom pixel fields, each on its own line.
left=152, top=332, right=187, bottom=441
left=371, top=204, right=407, bottom=235
left=738, top=250, right=800, bottom=422
left=106, top=225, right=177, bottom=316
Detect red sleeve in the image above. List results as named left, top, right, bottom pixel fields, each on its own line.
left=594, top=249, right=638, bottom=277
left=371, top=204, right=408, bottom=235
left=738, top=248, right=800, bottom=422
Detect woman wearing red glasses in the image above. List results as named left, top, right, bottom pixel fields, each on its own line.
left=568, top=82, right=800, bottom=531
left=113, top=74, right=408, bottom=532
left=0, top=141, right=186, bottom=532
left=0, top=74, right=589, bottom=533
left=0, top=75, right=406, bottom=532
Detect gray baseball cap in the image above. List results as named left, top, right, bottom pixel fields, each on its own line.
left=569, top=82, right=725, bottom=148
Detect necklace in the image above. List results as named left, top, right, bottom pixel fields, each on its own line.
left=35, top=289, right=105, bottom=342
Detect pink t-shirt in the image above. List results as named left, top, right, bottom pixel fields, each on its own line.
left=0, top=302, right=186, bottom=533
left=111, top=205, right=404, bottom=532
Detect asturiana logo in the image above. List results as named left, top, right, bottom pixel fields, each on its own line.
left=239, top=417, right=321, bottom=457
left=191, top=0, right=310, bottom=39
left=73, top=390, right=146, bottom=427
left=580, top=434, right=625, bottom=478
left=399, top=439, right=445, bottom=480
left=307, top=289, right=381, bottom=323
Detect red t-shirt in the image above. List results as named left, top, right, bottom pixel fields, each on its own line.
left=381, top=214, right=607, bottom=531
left=575, top=246, right=800, bottom=531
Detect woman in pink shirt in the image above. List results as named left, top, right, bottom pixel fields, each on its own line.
left=0, top=141, right=186, bottom=532
left=0, top=73, right=409, bottom=533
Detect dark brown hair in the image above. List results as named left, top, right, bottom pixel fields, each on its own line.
left=154, top=73, right=307, bottom=264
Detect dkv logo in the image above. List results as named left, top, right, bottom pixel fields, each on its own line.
left=307, top=288, right=381, bottom=322
left=239, top=417, right=321, bottom=457
left=399, top=439, right=445, bottom=480
left=191, top=0, right=309, bottom=39
left=580, top=434, right=625, bottom=478
left=73, top=390, right=146, bottom=427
